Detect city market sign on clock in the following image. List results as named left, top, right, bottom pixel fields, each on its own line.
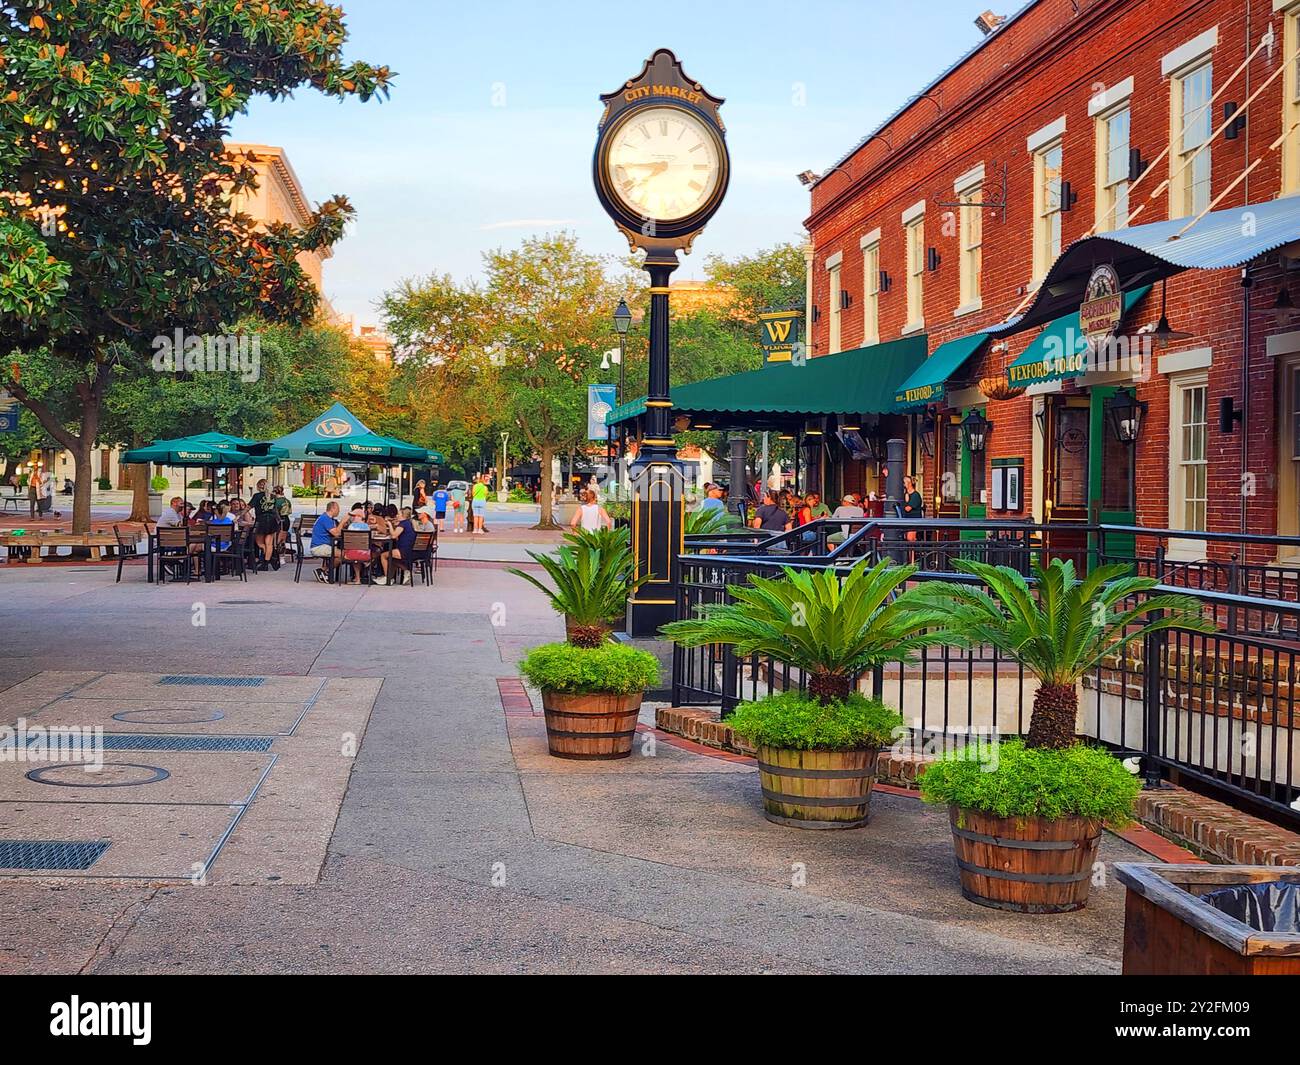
left=593, top=49, right=730, bottom=259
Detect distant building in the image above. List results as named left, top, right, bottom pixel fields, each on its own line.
left=668, top=280, right=737, bottom=316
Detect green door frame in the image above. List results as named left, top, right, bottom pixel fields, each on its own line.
left=1088, top=386, right=1136, bottom=569
left=959, top=405, right=986, bottom=541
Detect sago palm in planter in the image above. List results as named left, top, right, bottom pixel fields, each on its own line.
left=508, top=527, right=648, bottom=647
left=663, top=559, right=948, bottom=828
left=511, top=528, right=656, bottom=759
left=918, top=558, right=1214, bottom=912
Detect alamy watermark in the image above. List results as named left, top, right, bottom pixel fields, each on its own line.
left=0, top=718, right=104, bottom=772
left=151, top=328, right=261, bottom=383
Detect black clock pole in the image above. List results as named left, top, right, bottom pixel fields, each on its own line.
left=626, top=253, right=684, bottom=637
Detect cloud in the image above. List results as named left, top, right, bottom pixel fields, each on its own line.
left=480, top=218, right=580, bottom=231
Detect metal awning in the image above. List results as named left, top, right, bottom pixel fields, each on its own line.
left=892, top=333, right=989, bottom=410
left=1005, top=286, right=1151, bottom=388
left=607, top=334, right=927, bottom=430
left=988, top=194, right=1300, bottom=336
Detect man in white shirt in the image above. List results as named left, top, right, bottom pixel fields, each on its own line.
left=829, top=494, right=865, bottom=546
left=157, top=497, right=185, bottom=528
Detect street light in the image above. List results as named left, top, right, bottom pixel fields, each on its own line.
left=499, top=430, right=510, bottom=502
left=612, top=299, right=632, bottom=464
left=1105, top=388, right=1147, bottom=443
left=959, top=408, right=992, bottom=453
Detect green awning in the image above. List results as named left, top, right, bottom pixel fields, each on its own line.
left=892, top=333, right=990, bottom=410
left=607, top=334, right=928, bottom=428
left=1006, top=286, right=1151, bottom=388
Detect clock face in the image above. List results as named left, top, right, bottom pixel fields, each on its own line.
left=604, top=106, right=722, bottom=223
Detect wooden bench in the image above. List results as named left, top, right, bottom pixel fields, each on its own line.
left=1, top=531, right=120, bottom=563
left=0, top=489, right=23, bottom=513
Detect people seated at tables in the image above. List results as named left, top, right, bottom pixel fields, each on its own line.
left=751, top=491, right=792, bottom=535
left=387, top=506, right=417, bottom=585
left=413, top=507, right=435, bottom=533
left=230, top=497, right=254, bottom=532
left=309, top=501, right=341, bottom=584
left=195, top=499, right=215, bottom=523
left=208, top=502, right=234, bottom=551
left=340, top=503, right=373, bottom=585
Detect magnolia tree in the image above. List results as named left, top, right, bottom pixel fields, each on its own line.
left=0, top=1, right=391, bottom=530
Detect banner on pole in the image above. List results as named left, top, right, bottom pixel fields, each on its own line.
left=587, top=384, right=617, bottom=440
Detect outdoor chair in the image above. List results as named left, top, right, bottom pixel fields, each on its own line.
left=411, top=530, right=437, bottom=586
left=293, top=526, right=333, bottom=584
left=0, top=488, right=20, bottom=513
left=338, top=528, right=375, bottom=585
left=155, top=526, right=195, bottom=584
left=112, top=523, right=143, bottom=582
left=204, top=526, right=246, bottom=582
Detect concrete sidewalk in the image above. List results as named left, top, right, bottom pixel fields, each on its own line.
left=0, top=563, right=1145, bottom=974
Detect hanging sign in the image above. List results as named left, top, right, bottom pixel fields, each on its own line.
left=587, top=384, right=617, bottom=440
left=1079, top=264, right=1122, bottom=339
left=758, top=308, right=803, bottom=363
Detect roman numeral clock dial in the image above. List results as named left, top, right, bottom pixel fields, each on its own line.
left=605, top=106, right=721, bottom=223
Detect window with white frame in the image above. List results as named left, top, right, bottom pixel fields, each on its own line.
left=861, top=237, right=880, bottom=345
left=1283, top=7, right=1300, bottom=195
left=1096, top=104, right=1130, bottom=230
left=904, top=215, right=924, bottom=330
left=1171, top=61, right=1213, bottom=218
left=1170, top=375, right=1209, bottom=533
left=1032, top=140, right=1063, bottom=281
left=826, top=253, right=842, bottom=354
left=958, top=186, right=982, bottom=309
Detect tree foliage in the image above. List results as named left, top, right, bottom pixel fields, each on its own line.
left=0, top=1, right=391, bottom=528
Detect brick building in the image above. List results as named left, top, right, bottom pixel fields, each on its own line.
left=802, top=0, right=1300, bottom=567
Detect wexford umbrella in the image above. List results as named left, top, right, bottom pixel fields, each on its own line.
left=305, top=434, right=444, bottom=506
left=122, top=434, right=281, bottom=510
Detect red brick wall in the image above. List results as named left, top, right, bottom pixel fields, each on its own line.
left=806, top=0, right=1293, bottom=553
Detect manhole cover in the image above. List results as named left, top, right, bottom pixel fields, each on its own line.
left=159, top=675, right=265, bottom=687
left=26, top=762, right=170, bottom=787
left=113, top=707, right=227, bottom=724
left=0, top=840, right=110, bottom=871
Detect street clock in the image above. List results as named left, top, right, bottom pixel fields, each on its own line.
left=594, top=49, right=730, bottom=261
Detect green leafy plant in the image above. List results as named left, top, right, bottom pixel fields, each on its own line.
left=149, top=475, right=169, bottom=492
left=919, top=558, right=1215, bottom=749
left=663, top=558, right=949, bottom=703
left=920, top=739, right=1141, bottom=824
left=685, top=507, right=736, bottom=536
left=728, top=691, right=902, bottom=751
left=96, top=476, right=111, bottom=491
left=519, top=641, right=660, bottom=695
left=509, top=527, right=650, bottom=647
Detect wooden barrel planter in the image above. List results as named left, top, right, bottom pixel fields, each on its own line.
left=948, top=807, right=1102, bottom=913
left=756, top=745, right=879, bottom=829
left=541, top=690, right=643, bottom=760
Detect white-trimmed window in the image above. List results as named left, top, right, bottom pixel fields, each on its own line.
left=1283, top=6, right=1300, bottom=195
left=1032, top=140, right=1063, bottom=281
left=860, top=232, right=880, bottom=345
left=1281, top=355, right=1300, bottom=561
left=1171, top=61, right=1213, bottom=217
left=1095, top=103, right=1130, bottom=230
left=954, top=164, right=983, bottom=312
left=903, top=204, right=925, bottom=332
left=1169, top=373, right=1209, bottom=537
left=826, top=251, right=843, bottom=355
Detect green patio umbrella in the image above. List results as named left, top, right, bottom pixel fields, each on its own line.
left=122, top=434, right=281, bottom=510
left=305, top=434, right=444, bottom=506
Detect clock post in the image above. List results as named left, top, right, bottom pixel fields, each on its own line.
left=593, top=49, right=729, bottom=637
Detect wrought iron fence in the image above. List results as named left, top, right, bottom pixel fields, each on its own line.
left=671, top=541, right=1300, bottom=829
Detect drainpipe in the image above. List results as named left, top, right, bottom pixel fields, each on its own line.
left=1241, top=267, right=1251, bottom=535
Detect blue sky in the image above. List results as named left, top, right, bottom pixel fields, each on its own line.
left=231, top=0, right=994, bottom=325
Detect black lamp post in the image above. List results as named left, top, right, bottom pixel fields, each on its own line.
left=611, top=298, right=631, bottom=465
left=959, top=408, right=992, bottom=453
left=1106, top=388, right=1147, bottom=443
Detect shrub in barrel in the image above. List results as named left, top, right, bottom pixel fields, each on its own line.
left=917, top=558, right=1213, bottom=912
left=663, top=559, right=947, bottom=829
left=519, top=642, right=659, bottom=759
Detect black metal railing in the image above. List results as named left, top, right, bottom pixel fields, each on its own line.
left=670, top=541, right=1300, bottom=829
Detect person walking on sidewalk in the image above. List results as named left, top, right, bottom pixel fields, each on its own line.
left=471, top=473, right=489, bottom=534
left=27, top=465, right=43, bottom=519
